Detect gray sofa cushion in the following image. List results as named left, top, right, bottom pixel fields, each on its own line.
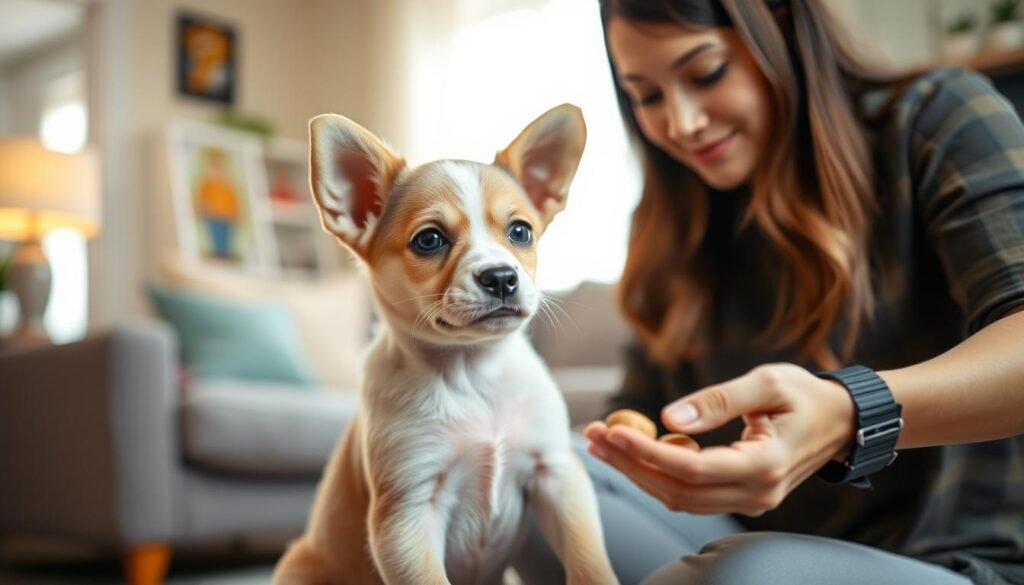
left=530, top=281, right=630, bottom=368
left=181, top=381, right=357, bottom=477
left=551, top=366, right=623, bottom=428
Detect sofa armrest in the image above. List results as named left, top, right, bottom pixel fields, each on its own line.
left=0, top=321, right=182, bottom=547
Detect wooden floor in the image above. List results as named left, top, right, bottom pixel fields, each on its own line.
left=0, top=538, right=276, bottom=585
left=0, top=540, right=526, bottom=584
left=0, top=563, right=274, bottom=585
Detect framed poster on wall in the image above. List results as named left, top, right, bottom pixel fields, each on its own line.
left=164, top=120, right=347, bottom=279
left=176, top=12, right=237, bottom=105
left=165, top=121, right=274, bottom=274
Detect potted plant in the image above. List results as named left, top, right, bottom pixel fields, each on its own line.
left=945, top=11, right=982, bottom=61
left=987, top=0, right=1024, bottom=50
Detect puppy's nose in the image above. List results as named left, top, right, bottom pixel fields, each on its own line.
left=476, top=266, right=518, bottom=299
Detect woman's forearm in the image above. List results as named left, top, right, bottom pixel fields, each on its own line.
left=880, top=308, right=1024, bottom=449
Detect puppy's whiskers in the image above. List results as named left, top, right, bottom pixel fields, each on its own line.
left=413, top=298, right=448, bottom=339
left=541, top=293, right=579, bottom=334
left=395, top=293, right=447, bottom=306
left=535, top=296, right=558, bottom=331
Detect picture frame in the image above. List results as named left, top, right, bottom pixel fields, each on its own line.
left=164, top=120, right=347, bottom=279
left=175, top=12, right=237, bottom=105
left=165, top=121, right=276, bottom=274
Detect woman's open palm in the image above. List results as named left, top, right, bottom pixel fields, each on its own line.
left=584, top=364, right=857, bottom=516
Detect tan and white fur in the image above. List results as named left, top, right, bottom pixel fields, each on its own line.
left=272, top=104, right=618, bottom=585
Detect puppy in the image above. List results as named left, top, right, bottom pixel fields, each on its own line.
left=272, top=104, right=618, bottom=585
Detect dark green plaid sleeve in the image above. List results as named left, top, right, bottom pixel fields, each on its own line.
left=909, top=69, right=1024, bottom=333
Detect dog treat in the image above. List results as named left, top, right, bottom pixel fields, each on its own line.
left=658, top=433, right=700, bottom=451
left=604, top=409, right=657, bottom=440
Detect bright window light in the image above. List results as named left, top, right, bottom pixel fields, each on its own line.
left=37, top=70, right=90, bottom=342
left=407, top=0, right=641, bottom=291
left=40, top=101, right=88, bottom=154
left=42, top=228, right=88, bottom=343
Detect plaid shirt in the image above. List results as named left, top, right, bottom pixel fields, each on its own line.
left=608, top=68, right=1024, bottom=585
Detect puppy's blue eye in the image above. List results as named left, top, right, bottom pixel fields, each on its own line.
left=410, top=228, right=449, bottom=254
left=508, top=221, right=532, bottom=246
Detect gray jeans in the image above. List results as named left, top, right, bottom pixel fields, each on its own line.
left=512, top=438, right=971, bottom=585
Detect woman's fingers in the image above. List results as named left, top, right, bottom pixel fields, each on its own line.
left=583, top=420, right=608, bottom=441
left=661, top=364, right=800, bottom=434
left=586, top=436, right=775, bottom=515
left=602, top=424, right=782, bottom=486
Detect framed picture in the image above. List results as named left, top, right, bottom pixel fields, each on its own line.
left=164, top=120, right=352, bottom=279
left=165, top=122, right=275, bottom=274
left=176, top=12, right=237, bottom=105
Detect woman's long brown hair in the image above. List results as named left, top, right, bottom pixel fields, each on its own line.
left=604, top=0, right=908, bottom=369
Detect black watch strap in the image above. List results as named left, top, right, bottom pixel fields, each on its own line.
left=815, top=365, right=903, bottom=490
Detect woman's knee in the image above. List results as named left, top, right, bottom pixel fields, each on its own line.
left=642, top=532, right=970, bottom=585
left=643, top=532, right=799, bottom=585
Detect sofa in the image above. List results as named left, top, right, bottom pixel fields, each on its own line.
left=0, top=270, right=629, bottom=585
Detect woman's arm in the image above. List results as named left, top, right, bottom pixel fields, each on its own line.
left=883, top=307, right=1024, bottom=449
left=887, top=70, right=1024, bottom=448
left=584, top=308, right=1024, bottom=517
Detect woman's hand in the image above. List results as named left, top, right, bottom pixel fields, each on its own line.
left=584, top=363, right=857, bottom=516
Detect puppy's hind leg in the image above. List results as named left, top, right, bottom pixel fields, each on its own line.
left=272, top=538, right=340, bottom=585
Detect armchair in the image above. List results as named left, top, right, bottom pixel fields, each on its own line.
left=0, top=321, right=357, bottom=585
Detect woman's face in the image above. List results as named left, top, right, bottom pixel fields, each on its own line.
left=606, top=18, right=774, bottom=190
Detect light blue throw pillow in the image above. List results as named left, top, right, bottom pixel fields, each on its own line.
left=147, top=284, right=317, bottom=387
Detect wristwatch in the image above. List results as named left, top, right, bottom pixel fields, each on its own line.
left=815, top=365, right=904, bottom=489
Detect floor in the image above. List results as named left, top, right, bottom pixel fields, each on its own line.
left=0, top=564, right=274, bottom=585
left=0, top=539, right=526, bottom=584
left=0, top=538, right=276, bottom=585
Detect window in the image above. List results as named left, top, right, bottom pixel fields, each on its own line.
left=42, top=227, right=87, bottom=342
left=405, top=0, right=641, bottom=291
left=39, top=71, right=87, bottom=154
left=40, top=100, right=87, bottom=154
left=39, top=71, right=89, bottom=343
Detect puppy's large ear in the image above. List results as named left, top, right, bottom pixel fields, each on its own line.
left=309, top=114, right=406, bottom=256
left=495, top=103, right=586, bottom=226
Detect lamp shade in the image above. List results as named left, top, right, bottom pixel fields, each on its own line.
left=0, top=138, right=101, bottom=240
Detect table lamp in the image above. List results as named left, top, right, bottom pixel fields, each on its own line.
left=0, top=138, right=100, bottom=342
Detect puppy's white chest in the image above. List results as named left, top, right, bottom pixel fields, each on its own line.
left=364, top=338, right=570, bottom=582
left=437, top=413, right=538, bottom=513
left=435, top=416, right=542, bottom=580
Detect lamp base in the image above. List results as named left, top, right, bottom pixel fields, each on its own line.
left=7, top=239, right=52, bottom=343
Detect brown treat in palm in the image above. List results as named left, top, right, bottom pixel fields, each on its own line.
left=659, top=433, right=700, bottom=451
left=604, top=409, right=658, bottom=440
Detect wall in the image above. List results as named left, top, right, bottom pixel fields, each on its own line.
left=826, top=0, right=1019, bottom=71
left=309, top=0, right=423, bottom=154
left=88, top=0, right=380, bottom=325
left=0, top=69, right=8, bottom=134
left=821, top=0, right=935, bottom=70
left=129, top=0, right=356, bottom=144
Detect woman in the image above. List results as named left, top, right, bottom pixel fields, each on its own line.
left=514, top=1, right=1024, bottom=584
